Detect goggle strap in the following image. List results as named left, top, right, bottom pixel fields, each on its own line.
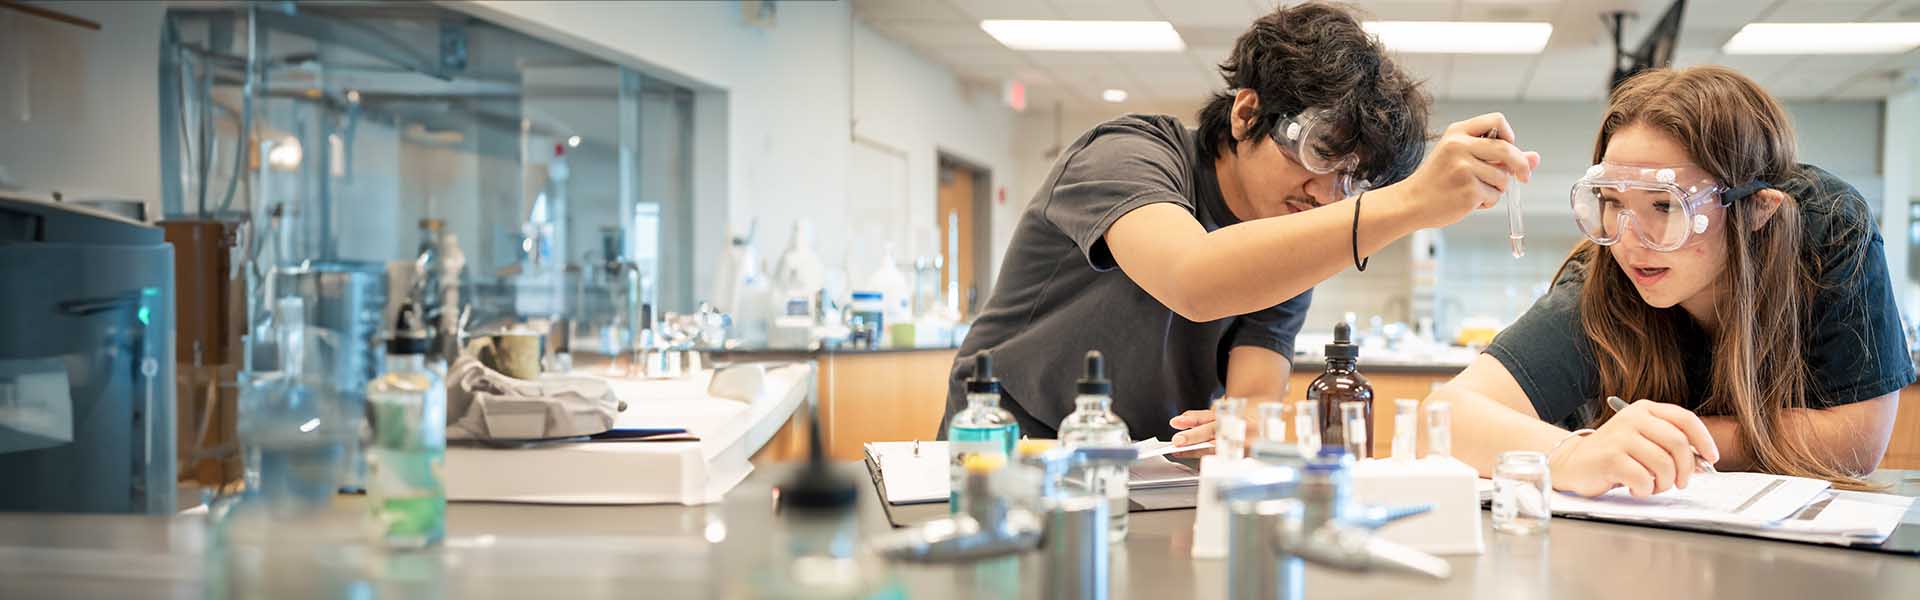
left=1722, top=180, right=1772, bottom=204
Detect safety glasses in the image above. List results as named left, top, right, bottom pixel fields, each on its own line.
left=1569, top=163, right=1729, bottom=252
left=1269, top=108, right=1372, bottom=201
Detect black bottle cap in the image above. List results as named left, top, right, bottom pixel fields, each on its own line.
left=778, top=404, right=857, bottom=512
left=1076, top=350, right=1111, bottom=395
left=386, top=303, right=429, bottom=355
left=1325, top=321, right=1359, bottom=361
left=966, top=351, right=1001, bottom=394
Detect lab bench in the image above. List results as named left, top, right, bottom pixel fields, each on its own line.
left=4, top=465, right=1916, bottom=599
left=731, top=344, right=1920, bottom=471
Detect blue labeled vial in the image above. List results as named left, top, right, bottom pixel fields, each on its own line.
left=948, top=351, right=1019, bottom=513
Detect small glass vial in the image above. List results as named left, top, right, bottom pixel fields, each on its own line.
left=1492, top=451, right=1552, bottom=535
left=1392, top=399, right=1419, bottom=461
left=1425, top=401, right=1453, bottom=458
left=1293, top=400, right=1320, bottom=456
left=1256, top=403, right=1286, bottom=446
left=1339, top=401, right=1369, bottom=459
left=1249, top=402, right=1296, bottom=464
left=1212, top=397, right=1247, bottom=459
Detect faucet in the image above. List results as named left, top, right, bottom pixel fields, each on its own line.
left=1219, top=453, right=1451, bottom=600
left=869, top=446, right=1138, bottom=599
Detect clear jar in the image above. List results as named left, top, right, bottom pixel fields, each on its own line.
left=1492, top=451, right=1552, bottom=535
left=1212, top=397, right=1247, bottom=459
left=1339, top=401, right=1369, bottom=459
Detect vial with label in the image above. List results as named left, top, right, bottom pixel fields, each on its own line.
left=947, top=351, right=1019, bottom=513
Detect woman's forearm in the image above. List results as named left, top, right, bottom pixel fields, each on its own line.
left=1430, top=384, right=1573, bottom=476
left=1699, top=392, right=1898, bottom=475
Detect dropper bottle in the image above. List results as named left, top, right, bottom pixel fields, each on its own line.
left=1057, top=350, right=1132, bottom=541
left=947, top=351, right=1020, bottom=513
left=1308, top=322, right=1374, bottom=458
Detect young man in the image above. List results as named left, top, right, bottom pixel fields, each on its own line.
left=940, top=2, right=1538, bottom=443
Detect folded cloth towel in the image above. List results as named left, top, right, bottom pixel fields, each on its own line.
left=447, top=355, right=621, bottom=440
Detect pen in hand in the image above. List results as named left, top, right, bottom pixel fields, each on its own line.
left=1606, top=396, right=1716, bottom=474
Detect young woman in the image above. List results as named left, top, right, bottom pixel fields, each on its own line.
left=1434, top=65, right=1911, bottom=496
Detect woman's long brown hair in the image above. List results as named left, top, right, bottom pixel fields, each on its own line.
left=1572, top=66, right=1874, bottom=489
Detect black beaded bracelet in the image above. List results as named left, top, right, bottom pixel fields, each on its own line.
left=1351, top=192, right=1369, bottom=271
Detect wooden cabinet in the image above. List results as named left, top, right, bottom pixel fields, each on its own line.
left=748, top=348, right=958, bottom=463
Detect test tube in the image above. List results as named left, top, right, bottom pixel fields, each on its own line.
left=1256, top=402, right=1287, bottom=445
left=1426, top=401, right=1453, bottom=458
left=1507, top=182, right=1525, bottom=257
left=1293, top=400, right=1321, bottom=456
left=1213, top=397, right=1247, bottom=459
left=1392, top=399, right=1419, bottom=461
left=1486, top=130, right=1524, bottom=257
left=1340, top=401, right=1368, bottom=459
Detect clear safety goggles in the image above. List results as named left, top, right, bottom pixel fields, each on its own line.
left=1570, top=163, right=1741, bottom=252
left=1270, top=108, right=1373, bottom=200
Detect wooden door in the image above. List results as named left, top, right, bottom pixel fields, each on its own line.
left=936, top=162, right=979, bottom=316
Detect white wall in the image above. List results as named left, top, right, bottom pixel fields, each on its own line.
left=0, top=1, right=165, bottom=210
left=849, top=22, right=1016, bottom=285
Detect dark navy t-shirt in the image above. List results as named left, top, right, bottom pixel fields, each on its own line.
left=1487, top=164, right=1915, bottom=429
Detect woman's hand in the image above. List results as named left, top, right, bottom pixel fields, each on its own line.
left=1548, top=399, right=1722, bottom=497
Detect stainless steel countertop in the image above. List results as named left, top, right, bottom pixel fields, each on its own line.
left=2, top=467, right=1916, bottom=599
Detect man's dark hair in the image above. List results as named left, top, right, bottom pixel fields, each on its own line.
left=1196, top=2, right=1430, bottom=188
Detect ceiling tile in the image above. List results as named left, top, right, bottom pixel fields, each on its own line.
left=1388, top=54, right=1453, bottom=87
left=1147, top=0, right=1258, bottom=27
left=949, top=0, right=1062, bottom=20
left=1188, top=45, right=1234, bottom=67
left=1114, top=49, right=1207, bottom=69
left=1826, top=74, right=1898, bottom=99
left=1762, top=1, right=1886, bottom=21
left=1682, top=0, right=1776, bottom=29
left=1447, top=55, right=1538, bottom=100
left=1765, top=55, right=1860, bottom=98
left=1024, top=50, right=1127, bottom=66
left=1046, top=0, right=1161, bottom=20
left=1174, top=25, right=1247, bottom=48
left=1523, top=48, right=1614, bottom=92
left=853, top=0, right=972, bottom=22
left=1873, top=1, right=1920, bottom=20
left=869, top=21, right=1002, bottom=47
left=1671, top=47, right=1721, bottom=68
left=928, top=44, right=1029, bottom=67
left=1128, top=64, right=1217, bottom=92
left=1347, top=1, right=1461, bottom=21
left=1710, top=54, right=1804, bottom=82
left=1458, top=1, right=1563, bottom=22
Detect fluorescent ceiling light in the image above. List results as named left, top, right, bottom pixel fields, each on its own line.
left=1362, top=21, right=1553, bottom=54
left=980, top=20, right=1185, bottom=52
left=1723, top=23, right=1920, bottom=54
left=1102, top=89, right=1128, bottom=103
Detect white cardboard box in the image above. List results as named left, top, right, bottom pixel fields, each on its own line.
left=1351, top=456, right=1485, bottom=555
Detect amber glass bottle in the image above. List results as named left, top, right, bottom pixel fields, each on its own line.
left=1306, top=322, right=1373, bottom=458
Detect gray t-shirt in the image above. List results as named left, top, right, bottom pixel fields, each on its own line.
left=940, top=114, right=1312, bottom=442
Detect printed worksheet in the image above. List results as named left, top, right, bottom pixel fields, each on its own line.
left=1550, top=471, right=1831, bottom=525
